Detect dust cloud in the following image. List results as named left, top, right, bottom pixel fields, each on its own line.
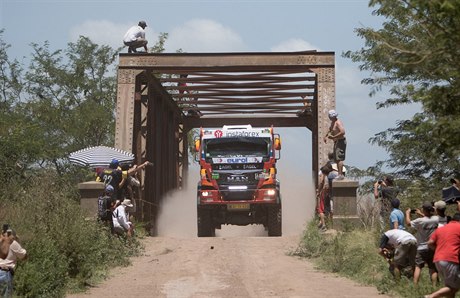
left=157, top=127, right=316, bottom=237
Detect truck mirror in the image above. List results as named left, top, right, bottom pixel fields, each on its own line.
left=274, top=137, right=281, bottom=150
left=194, top=139, right=200, bottom=152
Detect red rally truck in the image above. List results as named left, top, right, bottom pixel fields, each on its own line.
left=194, top=125, right=282, bottom=237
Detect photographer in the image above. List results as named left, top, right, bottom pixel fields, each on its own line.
left=0, top=224, right=27, bottom=297
left=374, top=176, right=399, bottom=229
left=378, top=228, right=417, bottom=281
left=405, top=202, right=439, bottom=286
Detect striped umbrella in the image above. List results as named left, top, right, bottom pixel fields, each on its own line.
left=69, top=145, right=135, bottom=168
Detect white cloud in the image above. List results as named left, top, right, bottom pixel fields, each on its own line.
left=270, top=39, right=320, bottom=52
left=70, top=20, right=158, bottom=51
left=165, top=19, right=246, bottom=53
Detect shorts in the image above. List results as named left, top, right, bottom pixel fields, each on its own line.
left=435, top=261, right=460, bottom=289
left=333, top=138, right=347, bottom=161
left=317, top=190, right=325, bottom=214
left=394, top=240, right=417, bottom=267
left=415, top=249, right=436, bottom=270
left=317, top=189, right=332, bottom=216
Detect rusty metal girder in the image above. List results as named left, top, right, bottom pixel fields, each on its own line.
left=115, top=51, right=336, bottom=233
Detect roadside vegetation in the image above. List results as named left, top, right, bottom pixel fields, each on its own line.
left=295, top=2, right=460, bottom=297
left=0, top=31, right=168, bottom=296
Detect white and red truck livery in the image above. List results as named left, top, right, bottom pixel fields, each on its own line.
left=194, top=125, right=282, bottom=237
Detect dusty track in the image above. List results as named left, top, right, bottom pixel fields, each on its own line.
left=69, top=149, right=387, bottom=297
left=68, top=232, right=389, bottom=298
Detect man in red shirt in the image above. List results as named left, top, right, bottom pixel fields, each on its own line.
left=425, top=213, right=460, bottom=298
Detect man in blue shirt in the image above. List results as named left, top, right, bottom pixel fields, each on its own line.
left=389, top=198, right=405, bottom=230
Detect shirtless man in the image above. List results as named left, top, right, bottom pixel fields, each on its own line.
left=323, top=110, right=346, bottom=180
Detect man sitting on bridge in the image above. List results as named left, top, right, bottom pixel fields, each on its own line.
left=123, top=21, right=148, bottom=53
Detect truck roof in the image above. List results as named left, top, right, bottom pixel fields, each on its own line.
left=202, top=125, right=273, bottom=139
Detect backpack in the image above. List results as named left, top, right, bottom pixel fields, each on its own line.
left=97, top=195, right=112, bottom=221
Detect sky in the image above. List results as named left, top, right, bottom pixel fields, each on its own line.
left=1, top=0, right=419, bottom=176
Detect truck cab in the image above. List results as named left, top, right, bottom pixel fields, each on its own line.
left=195, top=125, right=282, bottom=237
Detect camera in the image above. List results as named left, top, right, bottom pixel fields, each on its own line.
left=378, top=180, right=383, bottom=184
left=2, top=223, right=9, bottom=233
left=410, top=209, right=417, bottom=214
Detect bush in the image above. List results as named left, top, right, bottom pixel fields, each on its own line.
left=0, top=171, right=143, bottom=296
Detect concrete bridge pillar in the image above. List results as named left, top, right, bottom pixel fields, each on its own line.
left=331, top=179, right=361, bottom=230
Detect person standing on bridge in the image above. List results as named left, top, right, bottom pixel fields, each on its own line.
left=323, top=110, right=346, bottom=180
left=123, top=21, right=148, bottom=53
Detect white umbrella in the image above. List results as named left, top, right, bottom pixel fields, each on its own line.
left=69, top=145, right=135, bottom=168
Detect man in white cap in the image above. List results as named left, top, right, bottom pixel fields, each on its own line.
left=123, top=21, right=148, bottom=53
left=113, top=199, right=134, bottom=237
left=434, top=200, right=449, bottom=227
left=323, top=109, right=346, bottom=180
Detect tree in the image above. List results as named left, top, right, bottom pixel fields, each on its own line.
left=344, top=0, right=460, bottom=186
left=21, top=37, right=119, bottom=173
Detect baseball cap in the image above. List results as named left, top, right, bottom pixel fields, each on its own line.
left=328, top=110, right=338, bottom=118
left=105, top=185, right=114, bottom=193
left=422, top=201, right=434, bottom=211
left=138, top=20, right=147, bottom=27
left=109, top=159, right=119, bottom=169
left=434, top=200, right=446, bottom=210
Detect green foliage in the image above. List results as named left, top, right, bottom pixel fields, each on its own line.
left=0, top=172, right=142, bottom=296
left=0, top=34, right=118, bottom=182
left=344, top=0, right=460, bottom=184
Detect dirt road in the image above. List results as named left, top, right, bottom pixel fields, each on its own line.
left=68, top=232, right=388, bottom=298
left=69, top=165, right=388, bottom=297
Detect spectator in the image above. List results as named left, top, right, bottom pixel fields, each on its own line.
left=425, top=213, right=460, bottom=298
left=113, top=199, right=135, bottom=238
left=374, top=175, right=399, bottom=229
left=389, top=198, right=405, bottom=230
left=323, top=110, right=346, bottom=180
left=316, top=164, right=333, bottom=231
left=434, top=200, right=450, bottom=227
left=0, top=226, right=27, bottom=297
left=123, top=21, right=148, bottom=53
left=378, top=228, right=417, bottom=281
left=97, top=159, right=124, bottom=201
left=98, top=185, right=115, bottom=231
left=97, top=159, right=152, bottom=201
left=405, top=202, right=439, bottom=285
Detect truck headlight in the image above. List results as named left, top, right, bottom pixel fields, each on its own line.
left=202, top=191, right=210, bottom=197
left=266, top=189, right=276, bottom=196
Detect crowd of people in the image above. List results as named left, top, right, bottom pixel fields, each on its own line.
left=376, top=178, right=460, bottom=298
left=96, top=158, right=152, bottom=238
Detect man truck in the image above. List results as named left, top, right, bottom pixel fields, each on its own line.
left=194, top=125, right=282, bottom=237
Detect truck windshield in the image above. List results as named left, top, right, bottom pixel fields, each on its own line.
left=204, top=137, right=270, bottom=157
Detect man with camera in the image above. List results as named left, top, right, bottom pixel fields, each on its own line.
left=405, top=202, right=439, bottom=285
left=0, top=224, right=27, bottom=297
left=374, top=176, right=399, bottom=229
left=378, top=228, right=417, bottom=281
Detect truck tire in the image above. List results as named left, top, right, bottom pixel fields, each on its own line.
left=197, top=208, right=215, bottom=237
left=267, top=205, right=282, bottom=237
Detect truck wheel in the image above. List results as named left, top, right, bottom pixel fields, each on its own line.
left=267, top=205, right=282, bottom=237
left=197, top=208, right=215, bottom=237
